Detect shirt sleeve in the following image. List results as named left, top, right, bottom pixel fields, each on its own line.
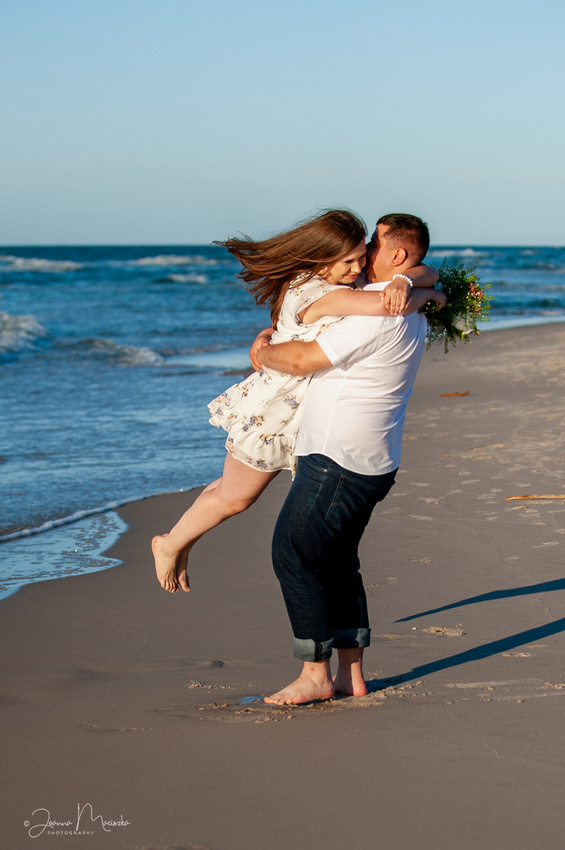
left=316, top=315, right=392, bottom=367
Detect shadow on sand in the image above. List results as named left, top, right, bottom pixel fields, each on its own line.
left=369, top=615, right=565, bottom=691
left=396, top=578, right=565, bottom=622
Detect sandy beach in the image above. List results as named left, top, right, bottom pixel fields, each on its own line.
left=3, top=323, right=565, bottom=850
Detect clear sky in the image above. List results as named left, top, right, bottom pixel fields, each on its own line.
left=2, top=0, right=564, bottom=245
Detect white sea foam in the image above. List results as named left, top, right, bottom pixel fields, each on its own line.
left=429, top=248, right=485, bottom=259
left=0, top=311, right=47, bottom=353
left=0, top=255, right=83, bottom=272
left=166, top=273, right=209, bottom=284
left=0, top=499, right=139, bottom=544
left=130, top=254, right=219, bottom=267
left=0, top=510, right=129, bottom=600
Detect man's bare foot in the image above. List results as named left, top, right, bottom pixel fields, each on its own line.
left=333, top=648, right=368, bottom=696
left=264, top=661, right=335, bottom=705
left=152, top=534, right=179, bottom=593
left=333, top=670, right=368, bottom=696
left=176, top=548, right=190, bottom=593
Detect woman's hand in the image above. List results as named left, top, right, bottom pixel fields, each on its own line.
left=249, top=327, right=274, bottom=371
left=382, top=278, right=412, bottom=314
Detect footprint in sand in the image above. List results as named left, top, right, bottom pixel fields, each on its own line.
left=423, top=626, right=466, bottom=637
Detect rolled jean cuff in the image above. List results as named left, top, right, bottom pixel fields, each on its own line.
left=293, top=637, right=334, bottom=662
left=332, top=628, right=371, bottom=649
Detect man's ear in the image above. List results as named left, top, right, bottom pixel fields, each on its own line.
left=391, top=247, right=408, bottom=266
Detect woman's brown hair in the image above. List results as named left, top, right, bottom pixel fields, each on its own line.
left=215, top=209, right=367, bottom=326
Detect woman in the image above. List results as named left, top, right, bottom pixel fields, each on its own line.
left=152, top=209, right=443, bottom=592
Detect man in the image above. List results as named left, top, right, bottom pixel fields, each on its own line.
left=252, top=214, right=443, bottom=705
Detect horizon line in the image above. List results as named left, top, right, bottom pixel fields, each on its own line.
left=1, top=242, right=564, bottom=250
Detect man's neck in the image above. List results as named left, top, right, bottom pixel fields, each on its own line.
left=366, top=270, right=393, bottom=284
left=366, top=266, right=411, bottom=284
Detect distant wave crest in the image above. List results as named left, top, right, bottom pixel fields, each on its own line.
left=163, top=273, right=209, bottom=284
left=0, top=254, right=83, bottom=273
left=428, top=248, right=485, bottom=259
left=130, top=254, right=219, bottom=267
left=0, top=311, right=48, bottom=353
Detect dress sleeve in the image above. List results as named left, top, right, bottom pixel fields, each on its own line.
left=291, top=278, right=341, bottom=323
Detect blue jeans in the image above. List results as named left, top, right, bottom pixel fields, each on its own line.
left=272, top=454, right=397, bottom=662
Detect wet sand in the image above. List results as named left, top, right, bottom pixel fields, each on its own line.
left=3, top=324, right=565, bottom=849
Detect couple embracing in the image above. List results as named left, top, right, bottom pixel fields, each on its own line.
left=152, top=209, right=445, bottom=705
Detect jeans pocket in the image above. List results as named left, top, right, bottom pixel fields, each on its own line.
left=301, top=454, right=330, bottom=474
left=286, top=455, right=331, bottom=537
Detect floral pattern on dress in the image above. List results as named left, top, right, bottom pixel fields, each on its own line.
left=208, top=276, right=343, bottom=474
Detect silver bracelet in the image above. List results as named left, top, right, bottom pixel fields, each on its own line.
left=392, top=273, right=413, bottom=289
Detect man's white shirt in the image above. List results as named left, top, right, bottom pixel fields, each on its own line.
left=294, top=281, right=427, bottom=476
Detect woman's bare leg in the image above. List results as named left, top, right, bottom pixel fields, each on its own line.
left=152, top=453, right=279, bottom=592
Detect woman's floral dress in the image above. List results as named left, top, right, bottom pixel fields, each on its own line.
left=207, top=276, right=342, bottom=473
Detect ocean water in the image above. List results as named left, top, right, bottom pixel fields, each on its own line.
left=1, top=243, right=564, bottom=598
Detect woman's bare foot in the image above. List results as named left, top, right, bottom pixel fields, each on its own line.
left=176, top=548, right=190, bottom=593
left=333, top=648, right=368, bottom=696
left=152, top=534, right=179, bottom=593
left=264, top=661, right=335, bottom=705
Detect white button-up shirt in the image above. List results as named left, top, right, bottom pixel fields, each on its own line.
left=295, top=282, right=427, bottom=476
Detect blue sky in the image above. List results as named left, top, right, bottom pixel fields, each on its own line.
left=2, top=0, right=564, bottom=245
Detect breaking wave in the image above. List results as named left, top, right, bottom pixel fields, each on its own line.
left=73, top=338, right=165, bottom=366
left=0, top=311, right=48, bottom=353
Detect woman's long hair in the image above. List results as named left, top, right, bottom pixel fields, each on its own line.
left=215, top=209, right=367, bottom=326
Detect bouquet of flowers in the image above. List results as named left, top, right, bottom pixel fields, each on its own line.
left=422, top=260, right=492, bottom=352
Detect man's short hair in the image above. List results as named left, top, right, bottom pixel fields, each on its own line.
left=376, top=213, right=430, bottom=264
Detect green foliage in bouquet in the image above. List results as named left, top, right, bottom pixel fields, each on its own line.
left=422, top=260, right=492, bottom=353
